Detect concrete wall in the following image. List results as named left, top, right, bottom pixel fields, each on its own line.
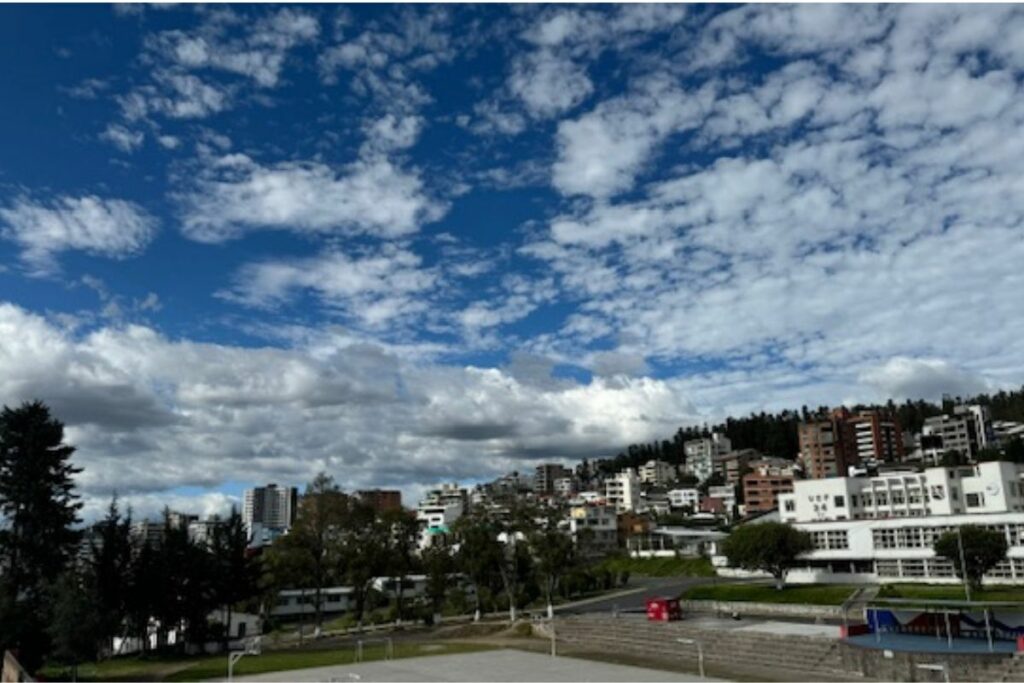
left=838, top=641, right=1012, bottom=681
left=680, top=599, right=844, bottom=620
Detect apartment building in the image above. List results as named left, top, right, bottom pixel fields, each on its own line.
left=684, top=433, right=732, bottom=483
left=567, top=504, right=618, bottom=557
left=799, top=408, right=904, bottom=479
left=243, top=484, right=298, bottom=536
left=757, top=462, right=1024, bottom=585
left=714, top=448, right=761, bottom=485
left=639, top=459, right=677, bottom=487
left=356, top=489, right=402, bottom=513
left=416, top=483, right=470, bottom=549
left=535, top=463, right=571, bottom=495
left=554, top=477, right=576, bottom=497
left=742, top=458, right=798, bottom=513
left=702, top=484, right=737, bottom=517
left=605, top=469, right=641, bottom=512
left=668, top=488, right=700, bottom=510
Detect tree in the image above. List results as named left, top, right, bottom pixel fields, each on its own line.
left=721, top=522, right=812, bottom=589
left=934, top=525, right=1008, bottom=593
left=46, top=569, right=102, bottom=679
left=270, top=473, right=347, bottom=633
left=85, top=497, right=134, bottom=656
left=381, top=509, right=420, bottom=624
left=422, top=546, right=454, bottom=622
left=527, top=507, right=576, bottom=619
left=209, top=507, right=261, bottom=650
left=454, top=510, right=501, bottom=621
left=0, top=401, right=83, bottom=670
left=334, top=502, right=388, bottom=628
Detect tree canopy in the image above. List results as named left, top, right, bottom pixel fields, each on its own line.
left=934, top=525, right=1008, bottom=592
left=721, top=522, right=812, bottom=589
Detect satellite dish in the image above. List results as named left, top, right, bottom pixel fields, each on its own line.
left=986, top=483, right=1000, bottom=496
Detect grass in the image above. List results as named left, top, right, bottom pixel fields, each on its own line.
left=877, top=583, right=1024, bottom=603
left=681, top=582, right=859, bottom=605
left=42, top=641, right=494, bottom=682
left=598, top=555, right=716, bottom=578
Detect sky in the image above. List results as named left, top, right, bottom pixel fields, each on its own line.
left=1, top=4, right=1024, bottom=521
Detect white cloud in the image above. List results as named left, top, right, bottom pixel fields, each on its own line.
left=0, top=302, right=706, bottom=521
left=221, top=246, right=437, bottom=328
left=101, top=124, right=145, bottom=152
left=180, top=154, right=446, bottom=243
left=859, top=358, right=991, bottom=403
left=552, top=76, right=715, bottom=198
left=508, top=50, right=593, bottom=119
left=0, top=195, right=157, bottom=274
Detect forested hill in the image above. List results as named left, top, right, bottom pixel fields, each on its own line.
left=593, top=386, right=1024, bottom=476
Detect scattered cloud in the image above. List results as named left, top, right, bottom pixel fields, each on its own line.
left=0, top=195, right=156, bottom=274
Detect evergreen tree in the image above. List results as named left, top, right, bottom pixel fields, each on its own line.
left=47, top=569, right=102, bottom=679
left=209, top=507, right=261, bottom=650
left=86, top=497, right=134, bottom=655
left=0, top=401, right=83, bottom=670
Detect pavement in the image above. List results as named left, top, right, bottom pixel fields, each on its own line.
left=234, top=649, right=727, bottom=682
left=557, top=576, right=716, bottom=615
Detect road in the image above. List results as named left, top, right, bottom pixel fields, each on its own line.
left=556, top=576, right=717, bottom=615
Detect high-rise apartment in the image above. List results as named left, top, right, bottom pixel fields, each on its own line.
left=799, top=408, right=904, bottom=479
left=243, top=484, right=298, bottom=535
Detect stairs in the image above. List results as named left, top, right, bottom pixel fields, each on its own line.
left=554, top=614, right=863, bottom=681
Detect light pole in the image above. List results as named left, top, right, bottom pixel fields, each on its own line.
left=916, top=663, right=950, bottom=683
left=677, top=637, right=705, bottom=679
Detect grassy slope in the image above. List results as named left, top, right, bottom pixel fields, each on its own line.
left=599, top=556, right=716, bottom=577
left=681, top=582, right=858, bottom=605
left=42, top=642, right=493, bottom=682
left=877, top=583, right=1024, bottom=602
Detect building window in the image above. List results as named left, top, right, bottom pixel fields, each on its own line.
left=834, top=495, right=845, bottom=508
left=891, top=490, right=905, bottom=505
left=826, top=530, right=849, bottom=549
left=966, top=493, right=982, bottom=508
left=784, top=500, right=795, bottom=512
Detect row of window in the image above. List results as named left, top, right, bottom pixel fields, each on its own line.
left=872, top=523, right=1024, bottom=549
left=875, top=557, right=1024, bottom=579
left=810, top=530, right=849, bottom=550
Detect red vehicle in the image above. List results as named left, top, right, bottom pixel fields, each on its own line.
left=646, top=597, right=682, bottom=622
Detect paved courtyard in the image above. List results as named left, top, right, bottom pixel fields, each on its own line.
left=235, top=649, right=725, bottom=682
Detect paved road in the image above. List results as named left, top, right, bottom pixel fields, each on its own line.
left=235, top=649, right=726, bottom=682
left=557, top=576, right=716, bottom=615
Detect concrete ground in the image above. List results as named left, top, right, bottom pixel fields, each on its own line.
left=234, top=649, right=727, bottom=682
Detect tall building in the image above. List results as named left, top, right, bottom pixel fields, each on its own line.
left=605, top=469, right=640, bottom=512
left=535, top=463, right=571, bottom=495
left=356, top=489, right=402, bottom=513
left=799, top=408, right=904, bottom=479
left=684, top=433, right=732, bottom=482
left=243, top=484, right=298, bottom=536
left=714, top=448, right=761, bottom=485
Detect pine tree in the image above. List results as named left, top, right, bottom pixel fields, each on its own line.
left=209, top=507, right=260, bottom=649
left=0, top=401, right=83, bottom=670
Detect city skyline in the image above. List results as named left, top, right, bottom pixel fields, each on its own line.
left=2, top=4, right=1024, bottom=521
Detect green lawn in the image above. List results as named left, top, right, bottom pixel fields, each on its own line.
left=681, top=582, right=858, bottom=605
left=877, top=583, right=1024, bottom=603
left=599, top=555, right=716, bottom=578
left=42, top=642, right=493, bottom=682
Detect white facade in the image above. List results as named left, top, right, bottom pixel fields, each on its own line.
left=416, top=500, right=463, bottom=549
left=639, top=460, right=677, bottom=486
left=779, top=461, right=1024, bottom=524
left=684, top=433, right=732, bottom=483
left=706, top=484, right=736, bottom=514
left=605, top=469, right=640, bottom=512
left=922, top=414, right=974, bottom=462
left=668, top=488, right=700, bottom=510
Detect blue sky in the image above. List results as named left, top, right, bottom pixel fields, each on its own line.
left=1, top=4, right=1023, bottom=520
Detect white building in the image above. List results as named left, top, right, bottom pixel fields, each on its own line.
left=567, top=504, right=618, bottom=556
left=416, top=483, right=469, bottom=549
left=684, top=433, right=732, bottom=483
left=668, top=488, right=700, bottom=510
left=745, top=462, right=1024, bottom=585
left=994, top=420, right=1024, bottom=444
left=639, top=460, right=677, bottom=487
left=605, top=469, right=640, bottom=512
left=554, top=477, right=576, bottom=497
left=705, top=484, right=737, bottom=516
left=243, top=484, right=297, bottom=537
